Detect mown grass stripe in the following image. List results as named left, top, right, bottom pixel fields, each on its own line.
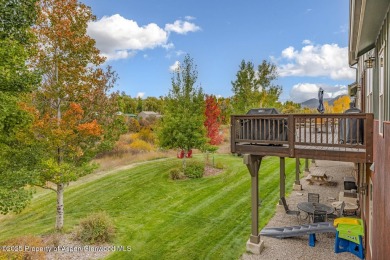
left=0, top=155, right=303, bottom=260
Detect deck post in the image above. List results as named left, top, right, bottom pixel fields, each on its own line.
left=312, top=159, right=316, bottom=167
left=288, top=115, right=295, bottom=157
left=243, top=154, right=264, bottom=254
left=293, top=158, right=302, bottom=190
left=279, top=157, right=286, bottom=203
left=305, top=158, right=310, bottom=173
left=230, top=116, right=236, bottom=154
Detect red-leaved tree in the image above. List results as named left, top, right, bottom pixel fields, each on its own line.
left=204, top=95, right=223, bottom=145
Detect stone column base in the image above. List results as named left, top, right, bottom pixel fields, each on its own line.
left=246, top=239, right=264, bottom=255
left=293, top=183, right=302, bottom=191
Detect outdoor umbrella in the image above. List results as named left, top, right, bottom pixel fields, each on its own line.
left=317, top=87, right=324, bottom=114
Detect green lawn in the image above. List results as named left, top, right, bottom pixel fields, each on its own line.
left=0, top=154, right=303, bottom=259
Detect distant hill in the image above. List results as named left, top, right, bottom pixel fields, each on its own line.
left=300, top=95, right=346, bottom=108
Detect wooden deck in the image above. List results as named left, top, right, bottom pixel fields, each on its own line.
left=231, top=113, right=374, bottom=163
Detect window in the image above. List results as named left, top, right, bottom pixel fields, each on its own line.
left=379, top=49, right=385, bottom=134
left=366, top=67, right=373, bottom=113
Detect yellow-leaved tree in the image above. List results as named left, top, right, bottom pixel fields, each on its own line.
left=333, top=96, right=351, bottom=113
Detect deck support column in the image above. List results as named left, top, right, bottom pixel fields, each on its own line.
left=279, top=157, right=286, bottom=203
left=305, top=158, right=310, bottom=174
left=293, top=158, right=302, bottom=190
left=243, top=154, right=264, bottom=254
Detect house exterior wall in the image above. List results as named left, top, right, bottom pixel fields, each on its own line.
left=353, top=6, right=390, bottom=260
left=371, top=121, right=390, bottom=260
left=356, top=6, right=390, bottom=260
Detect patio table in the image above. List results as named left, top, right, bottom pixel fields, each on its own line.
left=305, top=172, right=332, bottom=185
left=297, top=202, right=334, bottom=216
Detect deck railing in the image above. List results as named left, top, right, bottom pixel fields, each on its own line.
left=231, top=113, right=374, bottom=162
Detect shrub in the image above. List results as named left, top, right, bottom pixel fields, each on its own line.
left=46, top=232, right=61, bottom=247
left=169, top=168, right=184, bottom=180
left=139, top=115, right=159, bottom=128
left=138, top=127, right=155, bottom=143
left=75, top=212, right=115, bottom=244
left=215, top=161, right=224, bottom=169
left=184, top=161, right=205, bottom=178
left=0, top=235, right=46, bottom=260
left=129, top=132, right=140, bottom=141
left=127, top=118, right=141, bottom=132
left=129, top=139, right=153, bottom=152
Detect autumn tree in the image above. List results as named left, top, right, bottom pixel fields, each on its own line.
left=217, top=97, right=233, bottom=125
left=333, top=96, right=351, bottom=113
left=231, top=60, right=282, bottom=114
left=28, top=0, right=125, bottom=230
left=204, top=95, right=223, bottom=145
left=324, top=101, right=333, bottom=113
left=0, top=0, right=40, bottom=214
left=143, top=96, right=164, bottom=114
left=281, top=101, right=302, bottom=114
left=117, top=92, right=138, bottom=114
left=157, top=55, right=206, bottom=156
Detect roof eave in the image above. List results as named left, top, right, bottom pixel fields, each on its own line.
left=349, top=0, right=390, bottom=65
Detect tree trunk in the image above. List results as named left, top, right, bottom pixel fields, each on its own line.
left=56, top=183, right=64, bottom=230
left=182, top=152, right=187, bottom=173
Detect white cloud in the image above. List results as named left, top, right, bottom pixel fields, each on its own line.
left=136, top=92, right=145, bottom=98
left=87, top=14, right=168, bottom=60
left=278, top=43, right=355, bottom=80
left=169, top=61, right=180, bottom=72
left=281, top=46, right=297, bottom=59
left=290, top=83, right=319, bottom=103
left=328, top=85, right=348, bottom=98
left=165, top=20, right=201, bottom=34
left=302, top=39, right=312, bottom=45
left=175, top=50, right=186, bottom=56
left=165, top=50, right=186, bottom=59
left=87, top=14, right=200, bottom=61
left=290, top=83, right=348, bottom=103
left=185, top=16, right=196, bottom=21
left=162, top=43, right=175, bottom=50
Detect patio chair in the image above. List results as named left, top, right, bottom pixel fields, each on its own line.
left=328, top=201, right=345, bottom=220
left=280, top=197, right=301, bottom=223
left=312, top=209, right=327, bottom=223
left=308, top=193, right=320, bottom=203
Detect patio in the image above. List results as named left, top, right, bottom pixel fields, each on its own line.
left=242, top=160, right=361, bottom=260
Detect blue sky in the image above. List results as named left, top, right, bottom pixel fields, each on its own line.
left=81, top=0, right=354, bottom=103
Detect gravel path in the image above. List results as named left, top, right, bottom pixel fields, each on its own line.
left=242, top=160, right=361, bottom=260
